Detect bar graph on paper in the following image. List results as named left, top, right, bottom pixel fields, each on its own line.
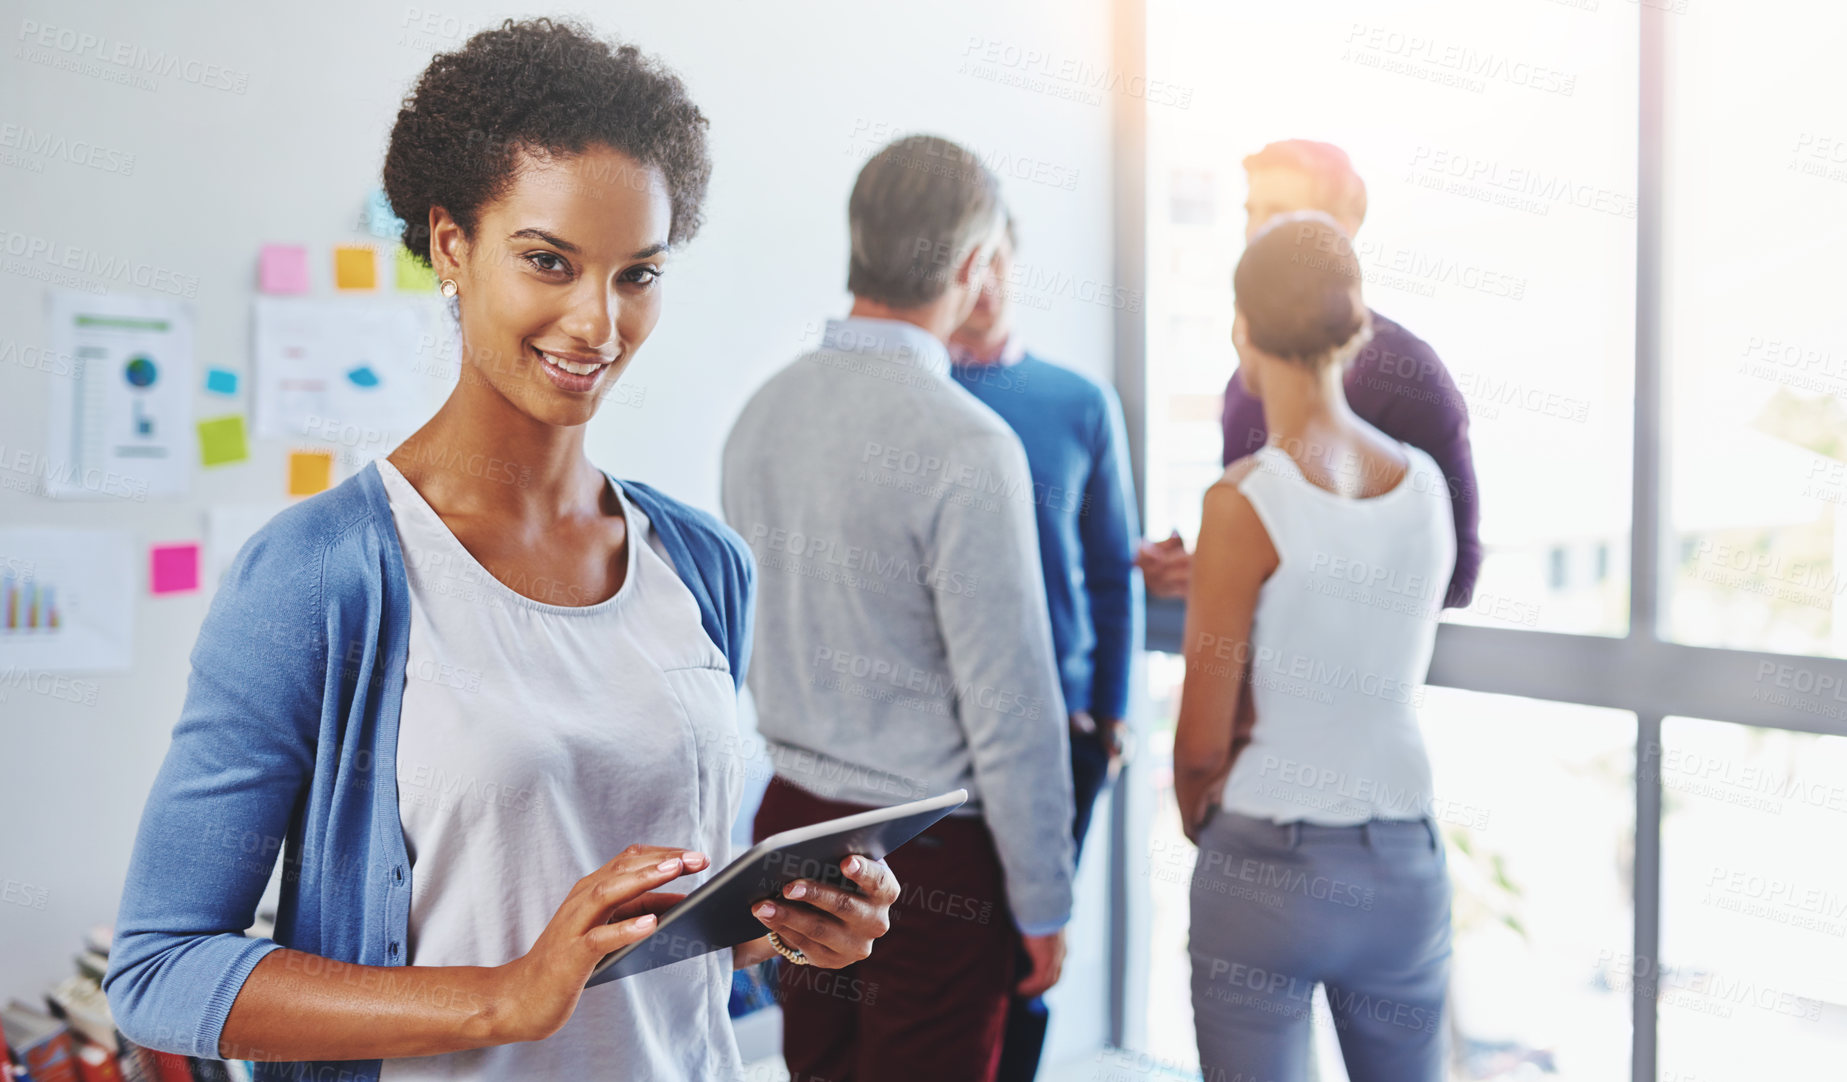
left=1, top=569, right=62, bottom=634
left=0, top=530, right=132, bottom=671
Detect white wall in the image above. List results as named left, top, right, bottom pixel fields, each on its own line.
left=0, top=0, right=1119, bottom=1061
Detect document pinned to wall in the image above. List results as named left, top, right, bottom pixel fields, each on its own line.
left=252, top=296, right=442, bottom=451
left=205, top=503, right=290, bottom=594
left=42, top=291, right=195, bottom=500
left=0, top=528, right=135, bottom=672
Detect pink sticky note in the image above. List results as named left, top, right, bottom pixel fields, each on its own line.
left=150, top=542, right=201, bottom=595
left=259, top=244, right=311, bottom=294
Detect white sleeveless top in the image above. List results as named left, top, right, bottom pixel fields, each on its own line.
left=373, top=458, right=746, bottom=1081
left=1219, top=443, right=1456, bottom=825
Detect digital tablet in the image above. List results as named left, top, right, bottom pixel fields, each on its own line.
left=585, top=788, right=969, bottom=986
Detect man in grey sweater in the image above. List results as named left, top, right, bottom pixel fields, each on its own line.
left=723, top=134, right=1074, bottom=1082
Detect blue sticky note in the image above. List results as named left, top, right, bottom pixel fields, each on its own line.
left=364, top=187, right=405, bottom=240
left=346, top=364, right=380, bottom=388
left=205, top=368, right=239, bottom=395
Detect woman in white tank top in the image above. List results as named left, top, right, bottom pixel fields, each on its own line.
left=1176, top=212, right=1457, bottom=1081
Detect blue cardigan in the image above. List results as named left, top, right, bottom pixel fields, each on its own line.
left=102, top=462, right=755, bottom=1081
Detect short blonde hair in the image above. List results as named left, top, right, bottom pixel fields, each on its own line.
left=1242, top=139, right=1367, bottom=229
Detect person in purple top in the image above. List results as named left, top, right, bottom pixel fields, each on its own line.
left=1137, top=139, right=1482, bottom=610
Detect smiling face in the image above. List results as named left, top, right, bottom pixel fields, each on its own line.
left=428, top=143, right=672, bottom=428
left=1244, top=166, right=1363, bottom=243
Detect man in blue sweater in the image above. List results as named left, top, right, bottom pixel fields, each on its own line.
left=949, top=213, right=1144, bottom=1081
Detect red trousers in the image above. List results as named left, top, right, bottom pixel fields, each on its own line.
left=753, top=775, right=1018, bottom=1082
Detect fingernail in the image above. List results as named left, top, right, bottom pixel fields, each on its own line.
left=786, top=882, right=807, bottom=900
left=844, top=856, right=861, bottom=874
left=684, top=851, right=707, bottom=867
left=756, top=902, right=777, bottom=920
left=658, top=858, right=681, bottom=872
left=635, top=914, right=656, bottom=929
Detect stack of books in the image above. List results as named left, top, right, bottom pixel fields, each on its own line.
left=1, top=925, right=255, bottom=1082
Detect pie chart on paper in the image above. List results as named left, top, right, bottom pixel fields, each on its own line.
left=124, top=355, right=158, bottom=387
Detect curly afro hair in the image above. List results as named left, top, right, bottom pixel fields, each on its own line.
left=383, top=17, right=712, bottom=265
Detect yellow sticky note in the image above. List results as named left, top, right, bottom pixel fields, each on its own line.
left=394, top=247, right=437, bottom=292
left=197, top=415, right=249, bottom=467
left=334, top=245, right=377, bottom=290
left=288, top=450, right=334, bottom=497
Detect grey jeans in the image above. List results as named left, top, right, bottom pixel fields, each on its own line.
left=1188, top=810, right=1453, bottom=1082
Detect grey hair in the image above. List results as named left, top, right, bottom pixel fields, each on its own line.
left=846, top=134, right=1005, bottom=307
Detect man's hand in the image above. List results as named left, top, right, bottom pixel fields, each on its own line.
left=1073, top=711, right=1127, bottom=779
left=1135, top=531, right=1193, bottom=599
left=1017, top=929, right=1067, bottom=997
left=1096, top=717, right=1126, bottom=779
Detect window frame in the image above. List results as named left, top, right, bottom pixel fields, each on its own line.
left=1106, top=3, right=1847, bottom=1077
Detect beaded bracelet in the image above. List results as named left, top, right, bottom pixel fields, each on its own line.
left=767, top=930, right=811, bottom=965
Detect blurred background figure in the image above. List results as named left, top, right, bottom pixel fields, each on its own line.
left=948, top=213, right=1144, bottom=1082
left=723, top=135, right=1075, bottom=1082
left=1136, top=139, right=1480, bottom=612
left=1173, top=212, right=1457, bottom=1082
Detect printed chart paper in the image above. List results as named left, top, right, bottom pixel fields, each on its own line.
left=252, top=295, right=441, bottom=446
left=205, top=503, right=290, bottom=594
left=42, top=291, right=195, bottom=500
left=0, top=528, right=135, bottom=672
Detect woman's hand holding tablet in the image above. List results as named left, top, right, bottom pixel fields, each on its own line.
left=746, top=853, right=900, bottom=968
left=586, top=789, right=965, bottom=986
left=491, top=844, right=715, bottom=1044
left=487, top=841, right=904, bottom=1043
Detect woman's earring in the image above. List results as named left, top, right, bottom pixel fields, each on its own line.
left=440, top=278, right=458, bottom=298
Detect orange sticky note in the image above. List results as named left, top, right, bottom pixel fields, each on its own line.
left=288, top=450, right=334, bottom=497
left=334, top=245, right=377, bottom=290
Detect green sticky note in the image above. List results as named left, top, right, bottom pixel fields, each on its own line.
left=395, top=247, right=437, bottom=292
left=197, top=415, right=249, bottom=467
